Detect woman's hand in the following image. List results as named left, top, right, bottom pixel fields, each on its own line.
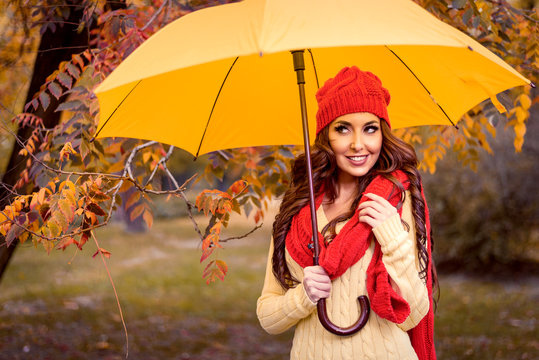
left=358, top=193, right=398, bottom=228
left=303, top=266, right=332, bottom=303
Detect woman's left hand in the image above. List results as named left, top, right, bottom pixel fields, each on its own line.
left=358, top=193, right=398, bottom=228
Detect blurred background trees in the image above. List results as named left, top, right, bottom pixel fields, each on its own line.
left=0, top=0, right=537, bottom=283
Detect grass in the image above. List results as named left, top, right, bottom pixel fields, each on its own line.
left=0, top=216, right=537, bottom=359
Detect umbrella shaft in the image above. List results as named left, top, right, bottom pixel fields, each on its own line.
left=292, top=50, right=320, bottom=265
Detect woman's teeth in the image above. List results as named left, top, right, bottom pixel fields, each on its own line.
left=348, top=155, right=367, bottom=161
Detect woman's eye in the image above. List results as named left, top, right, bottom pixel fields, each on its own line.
left=365, top=125, right=379, bottom=134
left=334, top=125, right=349, bottom=133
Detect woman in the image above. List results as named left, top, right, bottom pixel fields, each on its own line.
left=256, top=66, right=436, bottom=360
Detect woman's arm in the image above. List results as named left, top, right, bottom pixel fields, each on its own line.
left=371, top=191, right=430, bottom=331
left=256, top=240, right=317, bottom=334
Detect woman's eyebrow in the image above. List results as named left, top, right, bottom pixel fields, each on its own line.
left=364, top=120, right=379, bottom=126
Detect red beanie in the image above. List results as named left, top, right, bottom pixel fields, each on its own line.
left=316, top=66, right=391, bottom=134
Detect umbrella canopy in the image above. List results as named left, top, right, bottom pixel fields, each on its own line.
left=94, top=0, right=531, bottom=157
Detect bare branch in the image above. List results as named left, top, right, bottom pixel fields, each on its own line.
left=141, top=0, right=169, bottom=31
left=144, top=145, right=174, bottom=186
left=220, top=224, right=263, bottom=242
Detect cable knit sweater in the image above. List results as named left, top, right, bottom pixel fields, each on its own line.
left=257, top=191, right=430, bottom=360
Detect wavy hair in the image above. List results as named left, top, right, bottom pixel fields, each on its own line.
left=271, top=120, right=437, bottom=295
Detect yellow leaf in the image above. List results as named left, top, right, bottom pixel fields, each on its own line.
left=59, top=199, right=75, bottom=223
left=142, top=151, right=151, bottom=163
left=514, top=122, right=526, bottom=152
left=19, top=231, right=29, bottom=243
left=518, top=93, right=531, bottom=110
left=515, top=106, right=528, bottom=123
left=48, top=220, right=61, bottom=237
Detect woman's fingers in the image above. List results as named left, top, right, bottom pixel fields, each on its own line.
left=358, top=193, right=398, bottom=227
left=303, top=266, right=332, bottom=303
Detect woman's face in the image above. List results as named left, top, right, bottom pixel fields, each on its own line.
left=328, top=112, right=383, bottom=183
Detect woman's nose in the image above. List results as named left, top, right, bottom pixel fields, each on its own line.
left=350, top=135, right=362, bottom=151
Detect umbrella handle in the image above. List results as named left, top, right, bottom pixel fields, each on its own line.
left=317, top=296, right=370, bottom=336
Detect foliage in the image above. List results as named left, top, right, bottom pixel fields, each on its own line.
left=0, top=0, right=537, bottom=286
left=425, top=118, right=539, bottom=272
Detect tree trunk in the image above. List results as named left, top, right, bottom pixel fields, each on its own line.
left=0, top=0, right=126, bottom=282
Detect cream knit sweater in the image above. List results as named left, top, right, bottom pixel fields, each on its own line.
left=257, top=192, right=430, bottom=360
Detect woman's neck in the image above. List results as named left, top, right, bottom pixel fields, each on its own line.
left=322, top=173, right=359, bottom=221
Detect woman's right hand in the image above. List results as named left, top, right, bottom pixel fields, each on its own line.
left=303, top=266, right=332, bottom=303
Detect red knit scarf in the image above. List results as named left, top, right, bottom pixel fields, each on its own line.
left=285, top=170, right=435, bottom=360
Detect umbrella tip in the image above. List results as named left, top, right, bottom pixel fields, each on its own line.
left=531, top=82, right=536, bottom=89
left=89, top=136, right=95, bottom=143
left=259, top=51, right=263, bottom=57
left=467, top=46, right=473, bottom=51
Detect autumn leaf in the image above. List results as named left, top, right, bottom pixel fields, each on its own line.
left=86, top=202, right=107, bottom=217
left=5, top=225, right=24, bottom=247
left=59, top=142, right=77, bottom=162
left=48, top=81, right=63, bottom=99
left=79, top=232, right=90, bottom=250
left=125, top=191, right=141, bottom=209
left=56, top=237, right=79, bottom=251
left=200, top=246, right=214, bottom=263
left=93, top=247, right=111, bottom=259
left=227, top=180, right=248, bottom=196
left=130, top=204, right=144, bottom=221
left=142, top=209, right=153, bottom=229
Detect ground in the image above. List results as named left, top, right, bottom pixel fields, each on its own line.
left=0, top=216, right=537, bottom=359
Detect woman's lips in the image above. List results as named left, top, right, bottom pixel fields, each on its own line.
left=346, top=154, right=368, bottom=165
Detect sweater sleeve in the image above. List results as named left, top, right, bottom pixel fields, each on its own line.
left=256, top=239, right=317, bottom=335
left=372, top=191, right=429, bottom=331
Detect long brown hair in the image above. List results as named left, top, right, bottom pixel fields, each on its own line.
left=271, top=120, right=437, bottom=293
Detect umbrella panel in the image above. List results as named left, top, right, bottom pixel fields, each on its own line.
left=96, top=45, right=526, bottom=156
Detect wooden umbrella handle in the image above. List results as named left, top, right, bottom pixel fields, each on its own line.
left=317, top=296, right=370, bottom=336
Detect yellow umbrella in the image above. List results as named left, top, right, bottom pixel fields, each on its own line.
left=93, top=0, right=532, bottom=336
left=94, top=0, right=531, bottom=157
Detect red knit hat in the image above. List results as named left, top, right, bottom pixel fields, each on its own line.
left=315, top=66, right=391, bottom=134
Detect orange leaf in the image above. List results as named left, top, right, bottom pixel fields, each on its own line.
left=215, top=260, right=228, bottom=277
left=125, top=191, right=141, bottom=210
left=227, top=180, right=248, bottom=196
left=130, top=204, right=144, bottom=221
left=142, top=210, right=153, bottom=229
left=200, top=246, right=214, bottom=263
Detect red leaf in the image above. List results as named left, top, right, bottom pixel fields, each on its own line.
left=86, top=202, right=106, bottom=217
left=56, top=237, right=79, bottom=251
left=92, top=247, right=111, bottom=259
left=79, top=232, right=90, bottom=249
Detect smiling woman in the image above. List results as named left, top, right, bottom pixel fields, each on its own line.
left=256, top=66, right=437, bottom=360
